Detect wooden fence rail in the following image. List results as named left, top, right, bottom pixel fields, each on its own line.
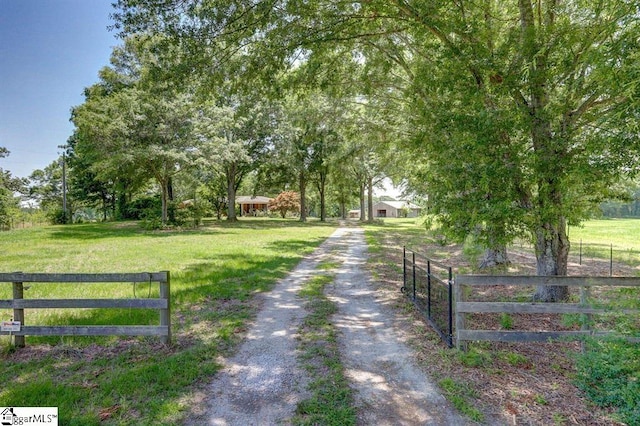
left=0, top=272, right=170, bottom=347
left=455, top=275, right=640, bottom=350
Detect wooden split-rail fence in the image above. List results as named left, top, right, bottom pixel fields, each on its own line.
left=455, top=275, right=640, bottom=350
left=0, top=272, right=171, bottom=347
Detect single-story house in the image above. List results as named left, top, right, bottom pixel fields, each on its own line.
left=372, top=201, right=421, bottom=218
left=348, top=209, right=361, bottom=219
left=236, top=196, right=272, bottom=216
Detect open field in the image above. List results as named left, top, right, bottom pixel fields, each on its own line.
left=567, top=219, right=640, bottom=270
left=568, top=218, right=640, bottom=250
left=0, top=218, right=336, bottom=425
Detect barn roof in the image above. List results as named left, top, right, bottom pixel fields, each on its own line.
left=375, top=201, right=421, bottom=209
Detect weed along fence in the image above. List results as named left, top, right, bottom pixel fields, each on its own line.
left=402, top=247, right=454, bottom=347
left=401, top=247, right=640, bottom=350
left=0, top=272, right=171, bottom=347
left=454, top=275, right=640, bottom=350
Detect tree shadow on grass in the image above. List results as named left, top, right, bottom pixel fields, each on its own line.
left=48, top=218, right=336, bottom=241
left=0, top=226, right=335, bottom=424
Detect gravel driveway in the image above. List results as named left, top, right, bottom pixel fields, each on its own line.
left=187, top=226, right=467, bottom=425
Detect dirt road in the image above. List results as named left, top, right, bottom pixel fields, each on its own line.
left=187, top=226, right=467, bottom=425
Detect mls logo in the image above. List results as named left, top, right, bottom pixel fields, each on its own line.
left=1, top=407, right=14, bottom=426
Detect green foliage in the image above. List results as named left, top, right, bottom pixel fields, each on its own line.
left=500, top=351, right=528, bottom=367
left=0, top=153, right=23, bottom=229
left=534, top=394, right=548, bottom=406
left=456, top=347, right=492, bottom=368
left=573, top=284, right=640, bottom=424
left=268, top=191, right=301, bottom=219
left=175, top=201, right=206, bottom=228
left=438, top=378, right=484, bottom=422
left=574, top=339, right=640, bottom=425
left=552, top=412, right=568, bottom=425
left=47, top=208, right=69, bottom=225
left=295, top=268, right=356, bottom=426
left=462, top=235, right=483, bottom=267
left=0, top=219, right=336, bottom=424
left=140, top=215, right=163, bottom=231
left=123, top=196, right=161, bottom=220
left=499, top=313, right=514, bottom=331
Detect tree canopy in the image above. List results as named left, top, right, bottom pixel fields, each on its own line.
left=22, top=0, right=631, bottom=300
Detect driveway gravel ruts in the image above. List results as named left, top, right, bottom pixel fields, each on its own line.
left=188, top=226, right=467, bottom=425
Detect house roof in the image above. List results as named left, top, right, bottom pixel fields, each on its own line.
left=236, top=196, right=272, bottom=204
left=374, top=201, right=421, bottom=210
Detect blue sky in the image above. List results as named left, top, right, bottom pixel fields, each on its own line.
left=0, top=0, right=117, bottom=179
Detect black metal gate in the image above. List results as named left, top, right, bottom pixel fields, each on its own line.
left=401, top=247, right=454, bottom=347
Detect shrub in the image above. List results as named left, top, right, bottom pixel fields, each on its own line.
left=122, top=196, right=161, bottom=220
left=268, top=191, right=300, bottom=218
left=574, top=338, right=640, bottom=425
left=47, top=208, right=69, bottom=224
left=462, top=234, right=483, bottom=265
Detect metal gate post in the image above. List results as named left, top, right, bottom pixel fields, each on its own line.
left=447, top=267, right=453, bottom=348
left=427, top=260, right=432, bottom=319
left=412, top=252, right=416, bottom=302
left=402, top=247, right=407, bottom=293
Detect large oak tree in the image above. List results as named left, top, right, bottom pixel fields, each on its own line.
left=113, top=1, right=640, bottom=300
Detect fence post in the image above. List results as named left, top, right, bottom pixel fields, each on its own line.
left=412, top=252, right=416, bottom=302
left=454, top=277, right=467, bottom=351
left=402, top=246, right=407, bottom=292
left=448, top=267, right=453, bottom=348
left=159, top=271, right=171, bottom=345
left=580, top=285, right=591, bottom=353
left=427, top=260, right=432, bottom=319
left=579, top=239, right=582, bottom=265
left=12, top=273, right=25, bottom=348
left=610, top=244, right=613, bottom=277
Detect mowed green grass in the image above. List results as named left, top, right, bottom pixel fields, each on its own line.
left=568, top=218, right=640, bottom=249
left=369, top=217, right=640, bottom=268
left=566, top=218, right=640, bottom=267
left=0, top=218, right=336, bottom=425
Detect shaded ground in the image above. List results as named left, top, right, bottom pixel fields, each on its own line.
left=187, top=226, right=467, bottom=425
left=366, top=229, right=631, bottom=425
left=327, top=228, right=467, bottom=425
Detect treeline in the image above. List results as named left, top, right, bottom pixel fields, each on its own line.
left=2, top=1, right=640, bottom=301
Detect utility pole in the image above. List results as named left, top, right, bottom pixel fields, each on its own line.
left=58, top=144, right=68, bottom=224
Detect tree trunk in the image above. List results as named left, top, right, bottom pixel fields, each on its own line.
left=518, top=0, right=569, bottom=302
left=533, top=218, right=570, bottom=301
left=318, top=172, right=327, bottom=222
left=359, top=183, right=365, bottom=221
left=101, top=190, right=109, bottom=221
left=367, top=176, right=374, bottom=223
left=167, top=176, right=175, bottom=224
left=160, top=178, right=169, bottom=224
left=299, top=171, right=307, bottom=222
left=479, top=246, right=510, bottom=269
left=111, top=189, right=117, bottom=220
left=226, top=163, right=237, bottom=221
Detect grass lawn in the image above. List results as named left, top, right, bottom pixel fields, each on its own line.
left=568, top=218, right=640, bottom=249
left=568, top=218, right=640, bottom=267
left=0, top=218, right=336, bottom=425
